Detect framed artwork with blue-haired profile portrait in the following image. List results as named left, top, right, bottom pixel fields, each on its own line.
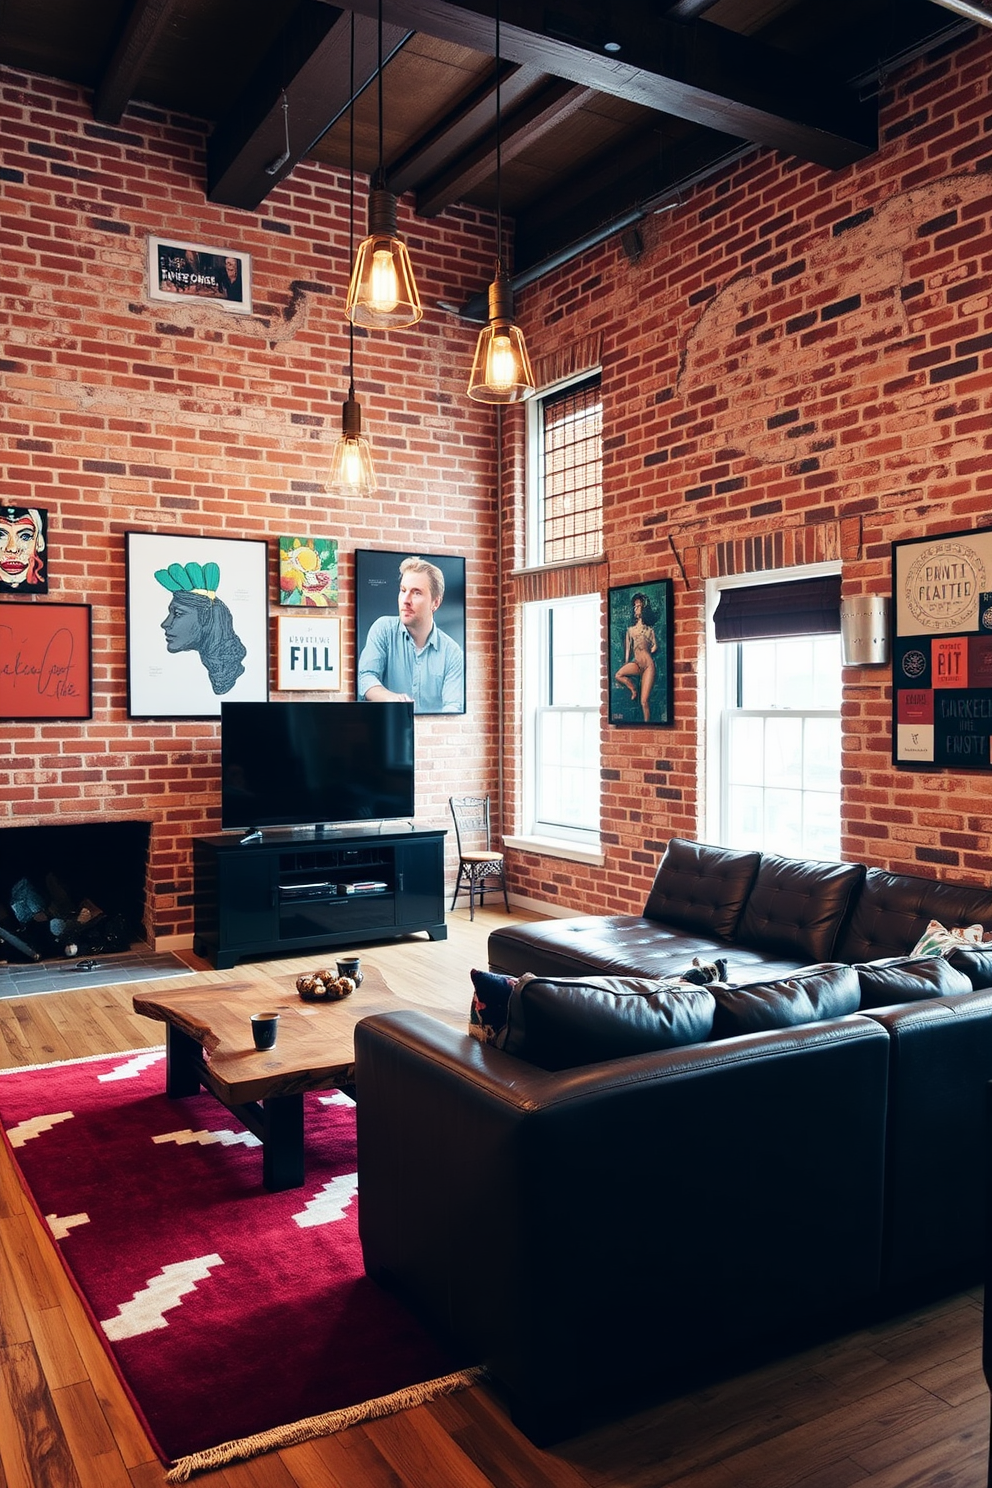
left=125, top=532, right=268, bottom=718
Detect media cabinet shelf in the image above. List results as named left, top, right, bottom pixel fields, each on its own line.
left=192, top=827, right=447, bottom=969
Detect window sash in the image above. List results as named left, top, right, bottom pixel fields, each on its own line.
left=720, top=707, right=841, bottom=859
left=522, top=593, right=601, bottom=846
left=535, top=375, right=603, bottom=567
left=534, top=705, right=600, bottom=834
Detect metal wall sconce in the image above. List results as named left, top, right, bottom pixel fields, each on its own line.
left=840, top=595, right=890, bottom=666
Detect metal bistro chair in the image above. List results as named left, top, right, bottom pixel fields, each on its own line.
left=449, top=795, right=509, bottom=920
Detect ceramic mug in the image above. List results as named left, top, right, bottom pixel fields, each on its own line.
left=250, top=1012, right=280, bottom=1050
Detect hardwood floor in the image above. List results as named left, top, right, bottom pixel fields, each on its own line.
left=0, top=908, right=988, bottom=1488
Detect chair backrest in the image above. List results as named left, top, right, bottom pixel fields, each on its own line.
left=449, top=796, right=492, bottom=856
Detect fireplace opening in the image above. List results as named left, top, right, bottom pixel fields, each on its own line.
left=0, top=822, right=151, bottom=963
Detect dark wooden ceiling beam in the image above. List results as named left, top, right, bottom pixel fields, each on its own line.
left=515, top=122, right=745, bottom=270
left=387, top=60, right=543, bottom=195
left=207, top=2, right=410, bottom=211
left=334, top=0, right=877, bottom=167
left=93, top=0, right=181, bottom=123
left=415, top=78, right=596, bottom=216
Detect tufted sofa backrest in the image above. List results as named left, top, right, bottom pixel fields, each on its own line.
left=735, top=853, right=865, bottom=964
left=835, top=867, right=992, bottom=963
left=643, top=836, right=760, bottom=938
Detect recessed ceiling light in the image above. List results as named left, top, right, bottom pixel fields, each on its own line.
left=604, top=40, right=621, bottom=52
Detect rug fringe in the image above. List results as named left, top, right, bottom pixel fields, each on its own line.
left=165, top=1365, right=486, bottom=1481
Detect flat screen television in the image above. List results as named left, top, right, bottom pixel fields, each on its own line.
left=221, top=700, right=415, bottom=832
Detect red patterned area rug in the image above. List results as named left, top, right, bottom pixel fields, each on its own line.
left=0, top=1049, right=478, bottom=1480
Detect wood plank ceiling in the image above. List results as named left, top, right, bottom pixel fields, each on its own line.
left=0, top=0, right=983, bottom=315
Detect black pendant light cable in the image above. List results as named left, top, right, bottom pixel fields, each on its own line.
left=466, top=0, right=536, bottom=402
left=349, top=13, right=357, bottom=405
left=345, top=0, right=422, bottom=327
left=331, top=12, right=377, bottom=492
left=495, top=0, right=503, bottom=279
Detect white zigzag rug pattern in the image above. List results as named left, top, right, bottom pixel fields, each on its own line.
left=0, top=1046, right=460, bottom=1469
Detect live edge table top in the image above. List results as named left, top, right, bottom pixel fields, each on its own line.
left=132, top=965, right=401, bottom=1106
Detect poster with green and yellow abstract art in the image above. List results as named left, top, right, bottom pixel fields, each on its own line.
left=278, top=536, right=338, bottom=608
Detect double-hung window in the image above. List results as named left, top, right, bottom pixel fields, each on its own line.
left=521, top=594, right=601, bottom=847
left=516, top=371, right=603, bottom=855
left=705, top=568, right=842, bottom=859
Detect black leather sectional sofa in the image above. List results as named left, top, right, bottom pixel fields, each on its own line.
left=353, top=838, right=992, bottom=1442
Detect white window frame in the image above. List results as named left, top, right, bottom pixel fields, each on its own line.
left=508, top=593, right=602, bottom=860
left=703, top=561, right=842, bottom=853
left=524, top=370, right=604, bottom=570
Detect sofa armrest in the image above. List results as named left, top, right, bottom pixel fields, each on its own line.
left=354, top=1010, right=889, bottom=1428
left=860, top=988, right=992, bottom=1291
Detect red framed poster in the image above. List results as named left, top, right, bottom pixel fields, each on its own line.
left=0, top=603, right=92, bottom=719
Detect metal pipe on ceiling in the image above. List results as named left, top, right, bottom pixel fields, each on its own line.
left=926, top=0, right=992, bottom=26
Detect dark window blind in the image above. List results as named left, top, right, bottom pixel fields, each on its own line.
left=713, top=575, right=841, bottom=642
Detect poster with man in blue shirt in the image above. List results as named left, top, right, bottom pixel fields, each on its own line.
left=356, top=554, right=465, bottom=714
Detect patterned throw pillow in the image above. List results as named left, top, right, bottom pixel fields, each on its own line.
left=911, top=918, right=988, bottom=958
left=469, top=969, right=517, bottom=1044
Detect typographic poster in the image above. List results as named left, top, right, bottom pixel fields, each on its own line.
left=893, top=526, right=992, bottom=768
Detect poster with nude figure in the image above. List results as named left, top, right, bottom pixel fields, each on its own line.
left=125, top=532, right=268, bottom=718
left=608, top=579, right=674, bottom=726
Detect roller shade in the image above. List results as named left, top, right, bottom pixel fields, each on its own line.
left=713, top=576, right=841, bottom=642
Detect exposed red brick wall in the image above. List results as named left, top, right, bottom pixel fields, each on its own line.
left=7, top=30, right=992, bottom=944
left=0, top=69, right=500, bottom=943
left=504, top=28, right=992, bottom=911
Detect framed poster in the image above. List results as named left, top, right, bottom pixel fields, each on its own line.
left=126, top=532, right=268, bottom=718
left=608, top=579, right=674, bottom=725
left=276, top=615, right=341, bottom=691
left=147, top=236, right=252, bottom=314
left=893, top=525, right=992, bottom=768
left=0, top=603, right=91, bottom=719
left=278, top=535, right=338, bottom=607
left=355, top=549, right=466, bottom=715
left=0, top=506, right=48, bottom=594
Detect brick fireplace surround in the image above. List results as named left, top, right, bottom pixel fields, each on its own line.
left=2, top=29, right=992, bottom=949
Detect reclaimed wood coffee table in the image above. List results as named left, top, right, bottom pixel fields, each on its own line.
left=132, top=967, right=400, bottom=1191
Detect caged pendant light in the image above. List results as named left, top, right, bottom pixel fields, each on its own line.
left=467, top=0, right=535, bottom=403
left=345, top=0, right=422, bottom=329
left=330, top=15, right=377, bottom=496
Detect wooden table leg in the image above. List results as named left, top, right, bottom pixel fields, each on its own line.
left=260, top=1094, right=305, bottom=1191
left=165, top=1024, right=204, bottom=1098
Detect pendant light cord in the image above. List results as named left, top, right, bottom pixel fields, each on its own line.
left=349, top=13, right=356, bottom=398
left=377, top=0, right=385, bottom=187
left=495, top=0, right=502, bottom=275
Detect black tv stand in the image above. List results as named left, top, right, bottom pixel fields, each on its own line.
left=192, top=825, right=447, bottom=969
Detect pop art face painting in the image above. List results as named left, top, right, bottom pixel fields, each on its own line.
left=0, top=507, right=48, bottom=594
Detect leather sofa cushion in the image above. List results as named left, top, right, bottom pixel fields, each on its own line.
left=855, top=955, right=973, bottom=1009
left=947, top=944, right=992, bottom=989
left=710, top=963, right=860, bottom=1039
left=500, top=973, right=716, bottom=1070
left=642, top=837, right=760, bottom=939
left=835, top=866, right=992, bottom=963
left=736, top=854, right=865, bottom=963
